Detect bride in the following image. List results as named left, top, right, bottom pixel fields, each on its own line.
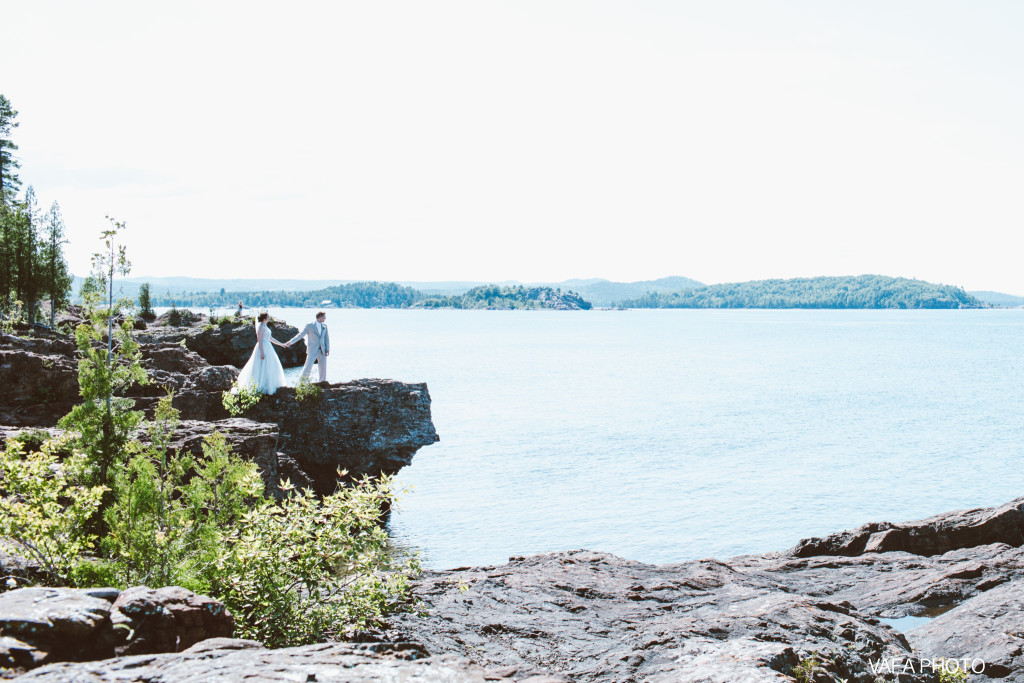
left=235, top=312, right=288, bottom=395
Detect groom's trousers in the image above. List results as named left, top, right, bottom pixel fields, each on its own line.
left=301, top=350, right=327, bottom=381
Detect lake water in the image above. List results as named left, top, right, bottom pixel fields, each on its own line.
left=256, top=308, right=1024, bottom=570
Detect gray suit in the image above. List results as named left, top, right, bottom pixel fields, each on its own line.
left=289, top=321, right=330, bottom=381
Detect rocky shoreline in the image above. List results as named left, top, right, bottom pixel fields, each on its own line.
left=3, top=497, right=1022, bottom=681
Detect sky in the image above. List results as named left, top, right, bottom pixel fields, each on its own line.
left=4, top=1, right=1024, bottom=292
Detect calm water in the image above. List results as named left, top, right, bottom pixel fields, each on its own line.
left=256, top=308, right=1024, bottom=570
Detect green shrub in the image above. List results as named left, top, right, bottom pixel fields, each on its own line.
left=0, top=300, right=24, bottom=335
left=222, top=382, right=264, bottom=417
left=937, top=661, right=969, bottom=683
left=296, top=378, right=323, bottom=402
left=166, top=305, right=183, bottom=327
left=104, top=400, right=260, bottom=592
left=0, top=438, right=105, bottom=586
left=210, top=475, right=420, bottom=647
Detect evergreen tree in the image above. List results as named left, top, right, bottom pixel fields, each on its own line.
left=0, top=208, right=13, bottom=314
left=41, top=202, right=72, bottom=326
left=0, top=94, right=20, bottom=207
left=0, top=96, right=21, bottom=313
left=14, top=186, right=42, bottom=323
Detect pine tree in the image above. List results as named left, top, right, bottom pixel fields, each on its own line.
left=0, top=95, right=21, bottom=314
left=14, top=187, right=42, bottom=323
left=42, top=202, right=72, bottom=326
left=0, top=94, right=20, bottom=208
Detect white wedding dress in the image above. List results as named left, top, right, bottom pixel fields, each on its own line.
left=235, top=322, right=287, bottom=395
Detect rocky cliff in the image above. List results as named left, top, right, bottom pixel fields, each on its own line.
left=0, top=332, right=439, bottom=498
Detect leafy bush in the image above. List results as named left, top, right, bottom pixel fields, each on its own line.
left=0, top=437, right=105, bottom=586
left=0, top=300, right=24, bottom=334
left=222, top=381, right=264, bottom=417
left=296, top=378, right=323, bottom=402
left=211, top=475, right=420, bottom=647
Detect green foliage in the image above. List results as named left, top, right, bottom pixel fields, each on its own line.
left=222, top=381, right=264, bottom=417
left=154, top=281, right=422, bottom=309
left=619, top=275, right=983, bottom=310
left=103, top=395, right=195, bottom=588
left=792, top=655, right=822, bottom=683
left=0, top=299, right=23, bottom=334
left=0, top=438, right=105, bottom=586
left=104, top=399, right=260, bottom=592
left=296, top=378, right=323, bottom=402
left=210, top=475, right=420, bottom=647
left=59, top=314, right=147, bottom=487
left=937, top=661, right=969, bottom=683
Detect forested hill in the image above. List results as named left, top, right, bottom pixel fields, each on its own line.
left=617, top=276, right=983, bottom=309
left=414, top=285, right=591, bottom=310
left=152, top=281, right=591, bottom=310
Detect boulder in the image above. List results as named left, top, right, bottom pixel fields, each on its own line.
left=788, top=496, right=1024, bottom=558
left=139, top=318, right=306, bottom=369
left=0, top=586, right=232, bottom=676
left=16, top=641, right=550, bottom=682
left=108, top=587, right=234, bottom=657
left=908, top=578, right=1024, bottom=681
left=0, top=587, right=117, bottom=669
left=736, top=542, right=1024, bottom=618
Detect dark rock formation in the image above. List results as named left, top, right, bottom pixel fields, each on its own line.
left=0, top=586, right=232, bottom=675
left=908, top=578, right=1024, bottom=681
left=16, top=640, right=560, bottom=682
left=138, top=316, right=307, bottom=369
left=144, top=380, right=438, bottom=497
left=245, top=380, right=440, bottom=495
left=788, top=496, right=1024, bottom=557
left=108, top=587, right=234, bottom=657
left=0, top=334, right=238, bottom=427
left=0, top=334, right=80, bottom=426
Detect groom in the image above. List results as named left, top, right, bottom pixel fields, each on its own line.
left=286, top=311, right=330, bottom=381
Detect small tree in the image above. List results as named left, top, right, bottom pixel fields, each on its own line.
left=59, top=221, right=146, bottom=491
left=137, top=283, right=155, bottom=320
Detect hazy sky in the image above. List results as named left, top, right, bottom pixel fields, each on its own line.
left=4, top=1, right=1024, bottom=291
